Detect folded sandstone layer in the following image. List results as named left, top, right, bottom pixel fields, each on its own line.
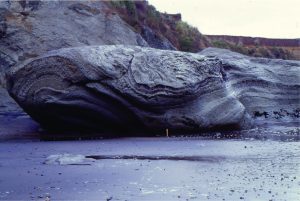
left=6, top=46, right=299, bottom=136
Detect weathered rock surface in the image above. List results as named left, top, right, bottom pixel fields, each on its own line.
left=199, top=48, right=300, bottom=124
left=7, top=45, right=252, bottom=136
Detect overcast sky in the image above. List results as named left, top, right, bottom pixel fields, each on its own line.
left=148, top=0, right=300, bottom=39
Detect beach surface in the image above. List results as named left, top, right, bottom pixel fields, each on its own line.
left=0, top=133, right=299, bottom=201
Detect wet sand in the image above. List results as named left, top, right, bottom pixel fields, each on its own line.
left=0, top=136, right=299, bottom=201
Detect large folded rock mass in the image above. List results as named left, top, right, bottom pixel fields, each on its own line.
left=6, top=46, right=300, bottom=136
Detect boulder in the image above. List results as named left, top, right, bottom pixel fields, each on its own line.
left=7, top=45, right=252, bottom=136
left=199, top=48, right=300, bottom=124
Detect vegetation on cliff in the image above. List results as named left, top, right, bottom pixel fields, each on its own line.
left=106, top=1, right=209, bottom=52
left=209, top=37, right=297, bottom=60
left=106, top=0, right=299, bottom=60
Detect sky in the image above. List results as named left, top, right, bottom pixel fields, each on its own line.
left=148, top=0, right=300, bottom=39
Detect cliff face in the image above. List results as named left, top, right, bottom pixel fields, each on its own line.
left=0, top=0, right=149, bottom=86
